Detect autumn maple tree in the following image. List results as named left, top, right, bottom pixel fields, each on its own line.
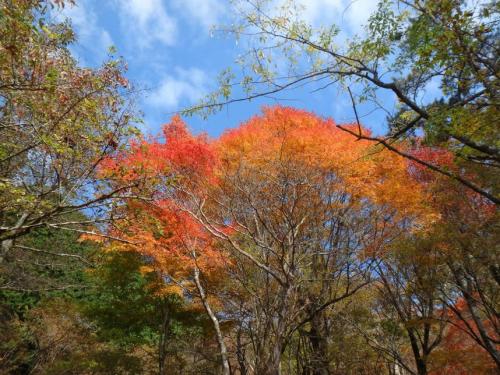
left=428, top=298, right=498, bottom=375
left=365, top=144, right=499, bottom=375
left=411, top=146, right=499, bottom=370
left=103, top=106, right=445, bottom=375
left=99, top=115, right=231, bottom=374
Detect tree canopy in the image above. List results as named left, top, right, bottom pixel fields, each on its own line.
left=0, top=1, right=498, bottom=374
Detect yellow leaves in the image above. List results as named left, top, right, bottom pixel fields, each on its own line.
left=77, top=232, right=105, bottom=244
left=139, top=265, right=154, bottom=274
left=187, top=294, right=224, bottom=313
left=158, top=284, right=184, bottom=298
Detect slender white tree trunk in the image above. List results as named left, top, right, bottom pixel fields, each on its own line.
left=0, top=213, right=28, bottom=263
left=192, top=253, right=230, bottom=375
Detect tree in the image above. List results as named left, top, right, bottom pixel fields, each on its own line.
left=0, top=211, right=97, bottom=294
left=374, top=236, right=447, bottom=375
left=429, top=298, right=498, bottom=375
left=197, top=106, right=432, bottom=375
left=0, top=0, right=139, bottom=264
left=83, top=247, right=216, bottom=375
left=409, top=147, right=500, bottom=369
left=100, top=116, right=231, bottom=375
left=109, top=106, right=435, bottom=374
left=189, top=0, right=499, bottom=204
left=0, top=210, right=99, bottom=373
left=0, top=234, right=216, bottom=375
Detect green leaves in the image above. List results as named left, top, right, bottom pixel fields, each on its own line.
left=0, top=0, right=140, bottom=252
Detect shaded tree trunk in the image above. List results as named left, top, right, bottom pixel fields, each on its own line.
left=461, top=281, right=500, bottom=368
left=255, top=343, right=282, bottom=375
left=158, top=304, right=170, bottom=375
left=236, top=324, right=247, bottom=375
left=307, top=312, right=330, bottom=375
left=407, top=330, right=427, bottom=375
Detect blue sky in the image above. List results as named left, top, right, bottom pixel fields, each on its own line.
left=55, top=0, right=404, bottom=137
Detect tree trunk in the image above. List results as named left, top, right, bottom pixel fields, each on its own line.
left=407, top=330, right=427, bottom=375
left=255, top=343, right=282, bottom=375
left=462, top=285, right=500, bottom=368
left=307, top=313, right=330, bottom=375
left=450, top=264, right=500, bottom=369
left=158, top=304, right=170, bottom=375
left=193, top=262, right=230, bottom=375
left=0, top=213, right=28, bottom=263
left=236, top=325, right=247, bottom=375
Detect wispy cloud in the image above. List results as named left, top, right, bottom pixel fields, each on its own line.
left=55, top=2, right=114, bottom=64
left=270, top=0, right=377, bottom=35
left=145, top=67, right=209, bottom=110
left=115, top=0, right=177, bottom=48
left=341, top=0, right=379, bottom=33
left=171, top=0, right=226, bottom=31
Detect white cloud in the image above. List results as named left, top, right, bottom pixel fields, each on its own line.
left=146, top=68, right=209, bottom=109
left=293, top=0, right=344, bottom=25
left=342, top=0, right=379, bottom=32
left=171, top=0, right=225, bottom=31
left=55, top=2, right=114, bottom=63
left=115, top=0, right=177, bottom=48
left=267, top=0, right=377, bottom=35
left=298, top=0, right=378, bottom=34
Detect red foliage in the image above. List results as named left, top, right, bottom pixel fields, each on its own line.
left=409, top=145, right=456, bottom=183
left=100, top=115, right=216, bottom=183
left=429, top=299, right=497, bottom=374
left=160, top=115, right=217, bottom=179
left=409, top=143, right=496, bottom=223
left=100, top=116, right=224, bottom=284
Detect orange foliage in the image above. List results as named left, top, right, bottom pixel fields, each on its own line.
left=216, top=106, right=436, bottom=234
left=217, top=106, right=434, bottom=214
left=104, top=106, right=437, bottom=285
left=98, top=106, right=496, bottom=371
